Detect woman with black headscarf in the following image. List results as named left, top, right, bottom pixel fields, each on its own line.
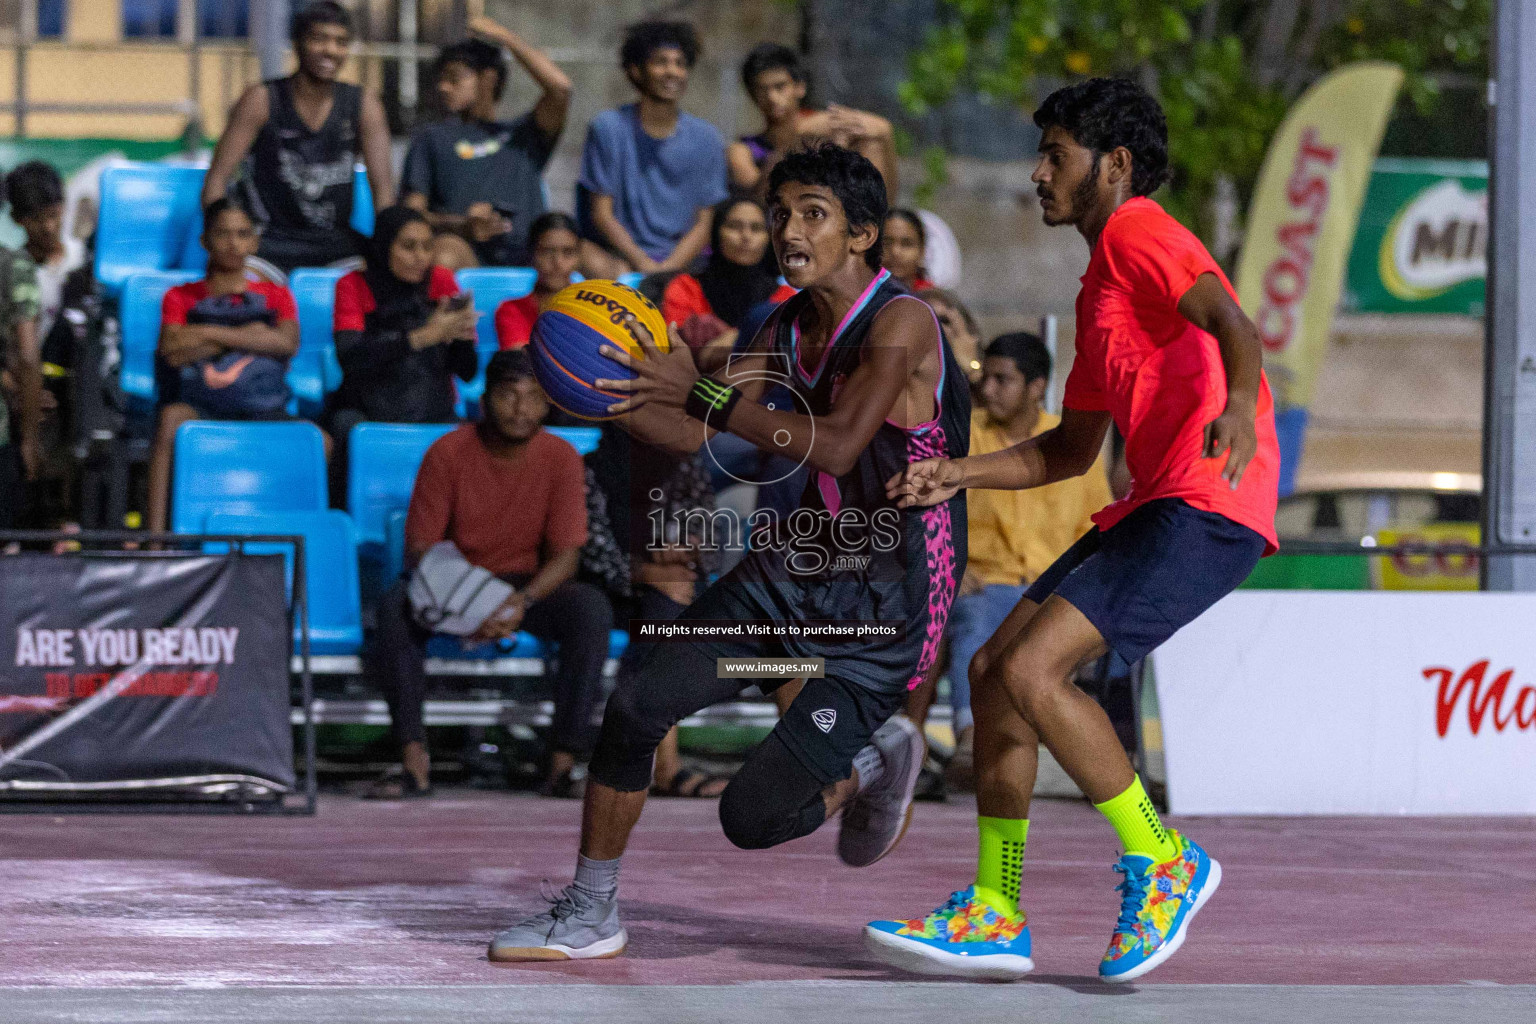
left=660, top=197, right=793, bottom=372
left=328, top=204, right=478, bottom=430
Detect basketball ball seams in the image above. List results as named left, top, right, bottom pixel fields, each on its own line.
left=530, top=280, right=671, bottom=420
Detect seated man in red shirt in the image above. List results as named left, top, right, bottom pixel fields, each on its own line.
left=367, top=348, right=613, bottom=798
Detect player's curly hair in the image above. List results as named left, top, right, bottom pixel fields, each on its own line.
left=620, top=21, right=701, bottom=71
left=767, top=143, right=889, bottom=272
left=1033, top=78, right=1171, bottom=198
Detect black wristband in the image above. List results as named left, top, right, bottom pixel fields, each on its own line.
left=685, top=378, right=742, bottom=426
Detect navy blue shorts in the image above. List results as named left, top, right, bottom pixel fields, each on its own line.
left=1023, top=498, right=1267, bottom=663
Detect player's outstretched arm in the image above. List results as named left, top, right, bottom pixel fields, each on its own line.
left=887, top=407, right=1111, bottom=506
left=1178, top=272, right=1261, bottom=489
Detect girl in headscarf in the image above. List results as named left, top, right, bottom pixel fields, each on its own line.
left=328, top=204, right=479, bottom=428
left=660, top=197, right=794, bottom=372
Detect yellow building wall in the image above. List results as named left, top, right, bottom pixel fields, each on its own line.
left=0, top=40, right=380, bottom=140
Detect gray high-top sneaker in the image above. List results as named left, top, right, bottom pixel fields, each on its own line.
left=837, top=715, right=927, bottom=867
left=487, top=883, right=627, bottom=962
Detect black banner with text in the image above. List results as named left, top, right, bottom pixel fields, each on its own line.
left=0, top=552, right=293, bottom=790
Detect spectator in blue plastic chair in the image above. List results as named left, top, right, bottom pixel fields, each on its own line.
left=200, top=1, right=394, bottom=279
left=402, top=16, right=571, bottom=272
left=145, top=200, right=317, bottom=535
left=325, top=205, right=477, bottom=495
left=576, top=21, right=728, bottom=281
left=493, top=212, right=580, bottom=350
left=368, top=349, right=612, bottom=799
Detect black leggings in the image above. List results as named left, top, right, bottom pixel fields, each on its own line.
left=589, top=641, right=834, bottom=851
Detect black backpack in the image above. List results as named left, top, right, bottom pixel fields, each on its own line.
left=176, top=290, right=291, bottom=416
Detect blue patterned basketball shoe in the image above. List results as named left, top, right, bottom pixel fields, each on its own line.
left=864, top=886, right=1033, bottom=980
left=1099, top=829, right=1221, bottom=983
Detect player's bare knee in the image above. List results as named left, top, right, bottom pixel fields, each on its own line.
left=967, top=646, right=993, bottom=693
left=993, top=649, right=1066, bottom=724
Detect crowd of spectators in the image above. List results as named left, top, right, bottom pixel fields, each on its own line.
left=0, top=1, right=1117, bottom=802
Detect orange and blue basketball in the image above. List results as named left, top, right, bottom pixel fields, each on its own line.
left=530, top=280, right=671, bottom=420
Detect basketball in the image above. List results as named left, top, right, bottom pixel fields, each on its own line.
left=530, top=280, right=672, bottom=420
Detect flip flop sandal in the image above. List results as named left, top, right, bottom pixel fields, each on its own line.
left=650, top=766, right=730, bottom=798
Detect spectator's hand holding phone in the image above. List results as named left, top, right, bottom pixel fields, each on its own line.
left=414, top=295, right=479, bottom=349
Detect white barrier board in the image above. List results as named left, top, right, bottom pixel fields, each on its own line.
left=1151, top=591, right=1536, bottom=815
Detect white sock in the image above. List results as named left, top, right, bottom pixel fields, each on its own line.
left=853, top=743, right=885, bottom=794
left=572, top=853, right=620, bottom=903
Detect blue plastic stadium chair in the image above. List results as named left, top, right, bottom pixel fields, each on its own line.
left=95, top=164, right=206, bottom=297
left=616, top=271, right=645, bottom=289
left=453, top=267, right=538, bottom=414
left=383, top=507, right=410, bottom=588
left=176, top=210, right=210, bottom=274
left=285, top=350, right=327, bottom=416
left=426, top=629, right=629, bottom=662
left=351, top=166, right=374, bottom=236
left=289, top=267, right=347, bottom=394
left=170, top=421, right=329, bottom=534
left=119, top=270, right=202, bottom=407
left=545, top=426, right=601, bottom=456
left=454, top=267, right=537, bottom=351
left=206, top=510, right=363, bottom=656
left=346, top=423, right=457, bottom=547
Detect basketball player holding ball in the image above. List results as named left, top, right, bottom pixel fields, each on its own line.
left=489, top=142, right=971, bottom=962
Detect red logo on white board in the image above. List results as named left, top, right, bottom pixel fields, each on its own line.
left=1424, top=661, right=1536, bottom=737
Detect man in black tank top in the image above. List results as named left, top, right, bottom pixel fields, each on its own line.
left=201, top=1, right=394, bottom=278
left=488, top=144, right=970, bottom=964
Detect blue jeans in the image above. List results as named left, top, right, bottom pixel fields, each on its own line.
left=945, top=583, right=1027, bottom=735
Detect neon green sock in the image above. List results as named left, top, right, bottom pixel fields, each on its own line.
left=1095, top=775, right=1178, bottom=862
left=974, top=816, right=1029, bottom=915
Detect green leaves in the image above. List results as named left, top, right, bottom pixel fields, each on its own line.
left=899, top=0, right=1487, bottom=244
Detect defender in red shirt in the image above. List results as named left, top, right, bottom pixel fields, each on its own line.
left=869, top=79, right=1278, bottom=983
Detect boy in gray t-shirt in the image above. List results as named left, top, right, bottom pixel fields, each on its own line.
left=401, top=17, right=571, bottom=269
left=577, top=21, right=728, bottom=280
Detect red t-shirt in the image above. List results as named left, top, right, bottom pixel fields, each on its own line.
left=494, top=293, right=539, bottom=350
left=161, top=279, right=298, bottom=326
left=405, top=425, right=588, bottom=578
left=333, top=265, right=459, bottom=332
left=660, top=273, right=797, bottom=326
left=1063, top=197, right=1279, bottom=553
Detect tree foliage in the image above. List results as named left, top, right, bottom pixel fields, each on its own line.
left=899, top=0, right=1489, bottom=242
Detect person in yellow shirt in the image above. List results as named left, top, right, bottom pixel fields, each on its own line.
left=946, top=332, right=1112, bottom=783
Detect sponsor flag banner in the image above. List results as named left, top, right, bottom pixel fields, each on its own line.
left=0, top=553, right=294, bottom=793
left=1154, top=592, right=1536, bottom=815
left=1237, top=61, right=1404, bottom=409
left=1235, top=62, right=1403, bottom=494
left=1344, top=158, right=1487, bottom=316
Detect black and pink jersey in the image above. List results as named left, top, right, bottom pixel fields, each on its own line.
left=689, top=269, right=970, bottom=695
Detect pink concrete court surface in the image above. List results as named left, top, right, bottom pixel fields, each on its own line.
left=0, top=792, right=1531, bottom=1023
